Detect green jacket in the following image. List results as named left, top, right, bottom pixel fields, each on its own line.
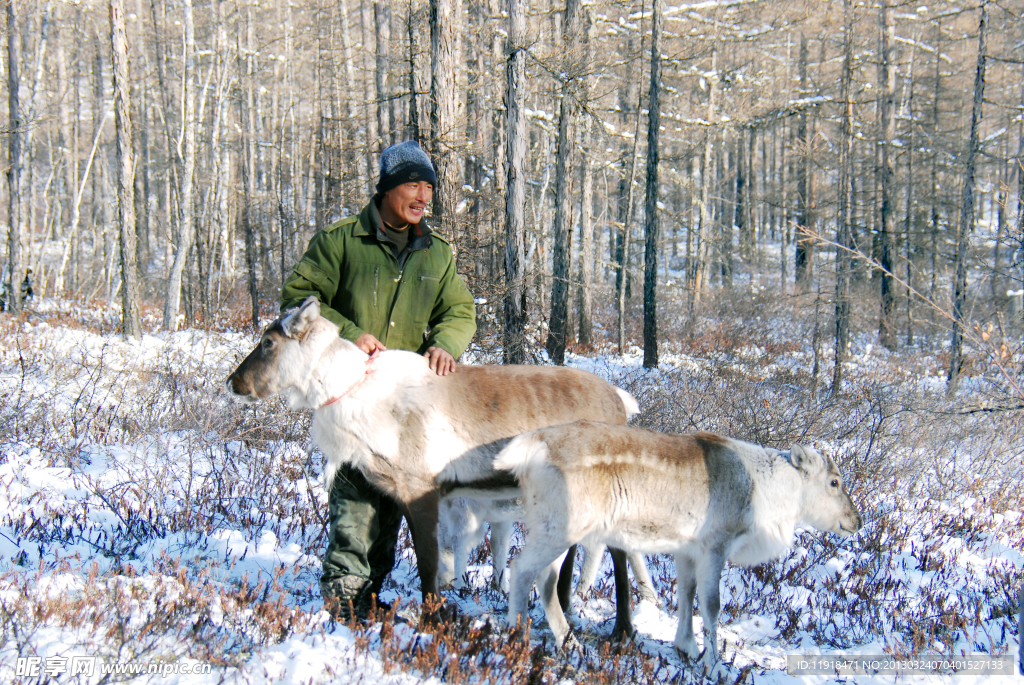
left=280, top=199, right=476, bottom=358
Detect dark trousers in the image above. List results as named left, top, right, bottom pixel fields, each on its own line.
left=323, top=464, right=404, bottom=597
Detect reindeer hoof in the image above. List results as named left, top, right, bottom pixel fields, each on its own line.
left=698, top=647, right=721, bottom=674
left=418, top=597, right=459, bottom=628
left=610, top=620, right=635, bottom=643
left=673, top=638, right=700, bottom=661
left=558, top=631, right=583, bottom=655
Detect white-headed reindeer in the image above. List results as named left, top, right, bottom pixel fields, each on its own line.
left=226, top=297, right=643, bottom=631
left=496, top=421, right=862, bottom=664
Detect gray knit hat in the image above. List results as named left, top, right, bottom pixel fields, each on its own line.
left=376, top=140, right=437, bottom=195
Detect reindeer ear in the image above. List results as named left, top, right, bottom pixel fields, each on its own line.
left=789, top=444, right=825, bottom=475
left=281, top=297, right=320, bottom=338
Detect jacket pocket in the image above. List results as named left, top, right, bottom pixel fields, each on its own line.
left=408, top=274, right=442, bottom=325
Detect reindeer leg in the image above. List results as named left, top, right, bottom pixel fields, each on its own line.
left=673, top=552, right=699, bottom=660
left=696, top=548, right=727, bottom=668
left=576, top=544, right=601, bottom=599
left=609, top=547, right=635, bottom=642
left=628, top=552, right=658, bottom=605
left=557, top=544, right=577, bottom=611
left=510, top=541, right=572, bottom=649
left=489, top=520, right=513, bottom=593
left=436, top=498, right=458, bottom=588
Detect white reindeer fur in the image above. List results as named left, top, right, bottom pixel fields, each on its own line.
left=496, top=422, right=861, bottom=664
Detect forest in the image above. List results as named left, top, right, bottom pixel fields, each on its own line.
left=3, top=0, right=1022, bottom=388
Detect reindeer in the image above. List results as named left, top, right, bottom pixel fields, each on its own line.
left=496, top=421, right=862, bottom=664
left=226, top=297, right=643, bottom=633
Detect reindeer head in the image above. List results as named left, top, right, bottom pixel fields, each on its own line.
left=790, top=445, right=862, bottom=537
left=226, top=297, right=341, bottom=409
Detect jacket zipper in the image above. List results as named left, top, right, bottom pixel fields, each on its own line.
left=373, top=266, right=379, bottom=307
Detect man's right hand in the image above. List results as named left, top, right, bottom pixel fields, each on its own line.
left=354, top=333, right=387, bottom=355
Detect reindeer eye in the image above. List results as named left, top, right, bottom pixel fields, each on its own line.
left=262, top=338, right=274, bottom=350
left=830, top=479, right=839, bottom=488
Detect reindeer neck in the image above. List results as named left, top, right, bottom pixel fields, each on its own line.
left=307, top=337, right=372, bottom=408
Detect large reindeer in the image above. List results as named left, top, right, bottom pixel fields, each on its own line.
left=227, top=297, right=643, bottom=634
left=497, top=421, right=862, bottom=662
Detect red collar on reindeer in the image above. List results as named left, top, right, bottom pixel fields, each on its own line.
left=319, top=350, right=380, bottom=409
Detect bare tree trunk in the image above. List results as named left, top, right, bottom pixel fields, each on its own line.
left=1016, top=75, right=1024, bottom=322
left=242, top=4, right=259, bottom=328
left=930, top=19, right=943, bottom=318
left=545, top=0, right=582, bottom=365
left=642, top=0, right=662, bottom=369
left=430, top=0, right=461, bottom=238
left=993, top=152, right=1005, bottom=302
left=213, top=0, right=232, bottom=289
left=736, top=128, right=750, bottom=266
left=794, top=34, right=815, bottom=291
left=133, top=73, right=150, bottom=272
left=109, top=0, right=141, bottom=338
left=407, top=0, right=423, bottom=141
left=5, top=0, right=24, bottom=313
left=905, top=71, right=916, bottom=346
left=55, top=4, right=78, bottom=249
left=717, top=142, right=732, bottom=288
left=692, top=37, right=717, bottom=313
left=360, top=0, right=378, bottom=188
left=877, top=0, right=898, bottom=350
left=618, top=4, right=647, bottom=352
left=577, top=120, right=594, bottom=349
left=502, top=0, right=527, bottom=364
left=780, top=120, right=789, bottom=288
left=948, top=1, right=988, bottom=394
left=616, top=170, right=633, bottom=351
left=375, top=0, right=393, bottom=149
left=466, top=0, right=488, bottom=279
left=163, top=0, right=196, bottom=330
left=833, top=0, right=854, bottom=394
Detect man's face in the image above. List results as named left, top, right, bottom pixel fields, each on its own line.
left=381, top=181, right=433, bottom=227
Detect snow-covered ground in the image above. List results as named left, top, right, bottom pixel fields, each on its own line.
left=0, top=298, right=1020, bottom=683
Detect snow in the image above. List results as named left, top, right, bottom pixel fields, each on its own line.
left=0, top=302, right=1020, bottom=683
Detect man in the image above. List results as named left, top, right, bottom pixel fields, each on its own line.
left=280, top=140, right=476, bottom=619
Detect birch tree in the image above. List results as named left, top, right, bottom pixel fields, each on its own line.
left=163, top=0, right=196, bottom=330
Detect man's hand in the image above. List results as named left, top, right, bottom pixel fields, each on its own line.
left=354, top=333, right=387, bottom=355
left=424, top=346, right=456, bottom=376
